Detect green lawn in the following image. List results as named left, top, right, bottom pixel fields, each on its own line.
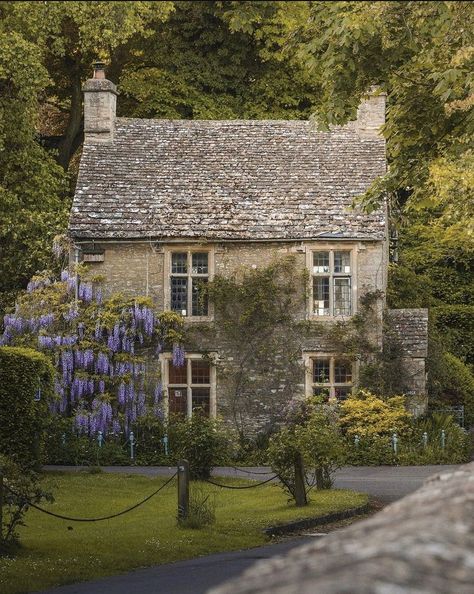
left=0, top=471, right=367, bottom=594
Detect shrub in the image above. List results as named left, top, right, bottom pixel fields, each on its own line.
left=267, top=398, right=346, bottom=502
left=431, top=305, right=474, bottom=364
left=0, top=346, right=54, bottom=468
left=178, top=486, right=216, bottom=529
left=339, top=390, right=411, bottom=438
left=0, top=455, right=53, bottom=554
left=169, top=413, right=233, bottom=480
left=428, top=350, right=474, bottom=428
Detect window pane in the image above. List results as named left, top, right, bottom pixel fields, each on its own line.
left=313, top=358, right=330, bottom=383
left=192, top=278, right=208, bottom=316
left=169, top=387, right=187, bottom=415
left=171, top=252, right=187, bottom=274
left=334, top=359, right=352, bottom=383
left=334, top=251, right=351, bottom=274
left=313, top=386, right=330, bottom=401
left=169, top=360, right=187, bottom=384
left=191, top=360, right=210, bottom=384
left=191, top=388, right=210, bottom=415
left=334, top=386, right=352, bottom=400
left=313, top=277, right=330, bottom=315
left=192, top=252, right=208, bottom=274
left=313, top=251, right=329, bottom=273
left=171, top=277, right=188, bottom=313
left=334, top=277, right=351, bottom=316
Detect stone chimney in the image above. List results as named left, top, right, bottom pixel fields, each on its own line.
left=356, top=86, right=386, bottom=138
left=83, top=61, right=117, bottom=143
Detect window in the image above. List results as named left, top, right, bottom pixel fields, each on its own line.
left=169, top=251, right=210, bottom=317
left=311, top=250, right=352, bottom=317
left=306, top=355, right=354, bottom=400
left=163, top=354, right=216, bottom=417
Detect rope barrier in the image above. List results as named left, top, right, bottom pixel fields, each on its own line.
left=4, top=472, right=177, bottom=523
left=204, top=474, right=278, bottom=490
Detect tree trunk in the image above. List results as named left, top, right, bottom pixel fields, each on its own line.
left=294, top=452, right=308, bottom=507
left=57, top=72, right=83, bottom=171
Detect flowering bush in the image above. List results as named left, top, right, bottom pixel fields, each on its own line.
left=1, top=265, right=184, bottom=441
left=339, top=390, right=412, bottom=438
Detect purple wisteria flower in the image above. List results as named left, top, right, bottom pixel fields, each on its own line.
left=63, top=306, right=79, bottom=322
left=60, top=269, right=70, bottom=282
left=78, top=282, right=93, bottom=303
left=172, top=344, right=185, bottom=367
left=154, top=382, right=163, bottom=404
left=96, top=352, right=109, bottom=375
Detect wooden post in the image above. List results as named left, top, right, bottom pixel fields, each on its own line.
left=294, top=453, right=307, bottom=507
left=177, top=459, right=190, bottom=521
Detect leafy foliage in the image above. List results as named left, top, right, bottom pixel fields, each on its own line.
left=0, top=25, right=68, bottom=314
left=203, top=256, right=308, bottom=438
left=0, top=455, right=53, bottom=554
left=339, top=390, right=411, bottom=438
left=169, top=413, right=232, bottom=480
left=0, top=347, right=54, bottom=468
left=267, top=397, right=346, bottom=502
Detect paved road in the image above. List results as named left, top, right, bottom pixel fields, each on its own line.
left=38, top=464, right=460, bottom=594
left=45, top=463, right=460, bottom=502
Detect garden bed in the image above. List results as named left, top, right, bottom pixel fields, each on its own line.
left=0, top=471, right=367, bottom=594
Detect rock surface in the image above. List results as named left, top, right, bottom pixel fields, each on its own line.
left=209, top=463, right=474, bottom=594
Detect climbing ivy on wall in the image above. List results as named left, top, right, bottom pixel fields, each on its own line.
left=200, top=255, right=309, bottom=439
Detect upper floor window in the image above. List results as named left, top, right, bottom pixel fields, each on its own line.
left=170, top=251, right=209, bottom=317
left=312, top=250, right=352, bottom=317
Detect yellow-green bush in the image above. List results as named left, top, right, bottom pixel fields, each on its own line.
left=339, top=390, right=411, bottom=438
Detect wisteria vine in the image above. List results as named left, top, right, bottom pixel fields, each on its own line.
left=1, top=267, right=185, bottom=437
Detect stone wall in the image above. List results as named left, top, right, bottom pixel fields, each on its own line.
left=387, top=308, right=429, bottom=402
left=210, top=463, right=474, bottom=594
left=72, top=238, right=423, bottom=432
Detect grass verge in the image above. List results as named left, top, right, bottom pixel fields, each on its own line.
left=0, top=472, right=367, bottom=594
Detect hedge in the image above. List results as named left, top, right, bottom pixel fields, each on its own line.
left=431, top=305, right=474, bottom=364
left=0, top=346, right=54, bottom=468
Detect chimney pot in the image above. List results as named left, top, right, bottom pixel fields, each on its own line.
left=92, top=61, right=106, bottom=79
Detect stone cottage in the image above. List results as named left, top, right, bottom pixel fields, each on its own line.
left=69, top=63, right=428, bottom=431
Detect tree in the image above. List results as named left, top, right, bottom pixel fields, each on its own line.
left=0, top=25, right=68, bottom=314
left=2, top=1, right=175, bottom=169
left=119, top=1, right=319, bottom=120
left=285, top=1, right=473, bottom=366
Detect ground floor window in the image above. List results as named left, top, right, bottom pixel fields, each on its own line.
left=304, top=353, right=354, bottom=400
left=160, top=353, right=216, bottom=417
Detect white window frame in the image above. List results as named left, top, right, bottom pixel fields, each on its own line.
left=303, top=352, right=356, bottom=400
left=164, top=246, right=215, bottom=321
left=306, top=245, right=357, bottom=319
left=160, top=352, right=217, bottom=418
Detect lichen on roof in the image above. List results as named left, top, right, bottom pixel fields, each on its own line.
left=69, top=118, right=387, bottom=241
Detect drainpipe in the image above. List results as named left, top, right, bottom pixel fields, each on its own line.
left=74, top=246, right=80, bottom=305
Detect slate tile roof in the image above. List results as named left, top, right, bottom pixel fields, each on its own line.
left=69, top=118, right=387, bottom=241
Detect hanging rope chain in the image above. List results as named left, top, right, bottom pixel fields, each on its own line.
left=4, top=472, right=177, bottom=523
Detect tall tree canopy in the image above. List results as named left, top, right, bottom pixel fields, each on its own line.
left=282, top=1, right=473, bottom=308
